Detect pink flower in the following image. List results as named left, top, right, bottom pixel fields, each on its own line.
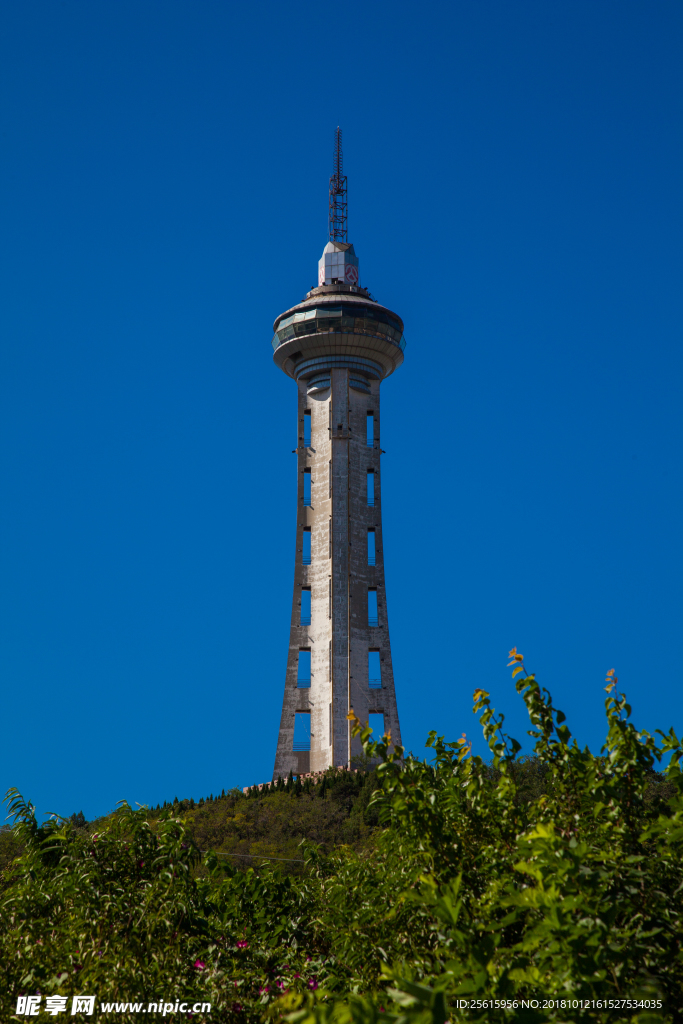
left=259, top=986, right=269, bottom=995
left=236, top=940, right=248, bottom=949
left=294, top=973, right=300, bottom=978
left=194, top=959, right=206, bottom=971
left=308, top=978, right=318, bottom=991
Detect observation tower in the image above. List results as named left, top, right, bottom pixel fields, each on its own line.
left=271, top=129, right=405, bottom=779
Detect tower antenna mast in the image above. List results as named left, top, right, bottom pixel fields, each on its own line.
left=328, top=127, right=348, bottom=242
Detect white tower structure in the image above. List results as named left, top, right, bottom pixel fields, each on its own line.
left=271, top=130, right=405, bottom=778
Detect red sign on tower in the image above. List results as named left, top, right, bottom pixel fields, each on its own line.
left=345, top=264, right=358, bottom=284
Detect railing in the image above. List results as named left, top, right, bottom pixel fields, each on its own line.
left=293, top=741, right=311, bottom=751
left=303, top=496, right=312, bottom=506
left=368, top=555, right=376, bottom=566
left=368, top=679, right=382, bottom=689
left=367, top=498, right=375, bottom=507
left=366, top=439, right=374, bottom=447
left=297, top=678, right=311, bottom=688
left=368, top=616, right=378, bottom=627
left=300, top=614, right=311, bottom=626
left=302, top=555, right=311, bottom=565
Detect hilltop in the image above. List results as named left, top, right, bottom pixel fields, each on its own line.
left=0, top=767, right=381, bottom=878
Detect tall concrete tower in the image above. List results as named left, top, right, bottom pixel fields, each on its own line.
left=271, top=129, right=405, bottom=779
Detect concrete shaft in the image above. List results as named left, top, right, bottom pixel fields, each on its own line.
left=272, top=368, right=402, bottom=778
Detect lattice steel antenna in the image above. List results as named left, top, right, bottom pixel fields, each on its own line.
left=328, top=127, right=348, bottom=242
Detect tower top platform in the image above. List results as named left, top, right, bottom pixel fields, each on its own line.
left=272, top=273, right=405, bottom=386
left=274, top=281, right=403, bottom=332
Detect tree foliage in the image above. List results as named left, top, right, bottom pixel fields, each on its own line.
left=1, top=654, right=681, bottom=1022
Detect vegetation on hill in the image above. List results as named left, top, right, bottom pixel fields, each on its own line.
left=0, top=768, right=382, bottom=878
left=181, top=770, right=380, bottom=870
left=1, top=653, right=682, bottom=1023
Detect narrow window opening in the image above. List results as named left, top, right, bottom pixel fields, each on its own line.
left=368, top=588, right=378, bottom=628
left=293, top=712, right=311, bottom=751
left=328, top=519, right=332, bottom=558
left=329, top=702, right=332, bottom=746
left=329, top=639, right=332, bottom=680
left=368, top=712, right=385, bottom=740
left=368, top=650, right=382, bottom=689
left=367, top=529, right=376, bottom=566
left=328, top=578, right=332, bottom=618
left=328, top=460, right=332, bottom=498
left=297, top=649, right=311, bottom=688
left=302, top=528, right=311, bottom=565
left=303, top=410, right=311, bottom=447
left=367, top=469, right=375, bottom=507
left=366, top=412, right=374, bottom=447
left=300, top=588, right=311, bottom=626
left=303, top=468, right=311, bottom=506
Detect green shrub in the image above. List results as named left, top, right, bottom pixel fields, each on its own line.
left=1, top=653, right=681, bottom=1022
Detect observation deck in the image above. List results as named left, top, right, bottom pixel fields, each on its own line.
left=272, top=282, right=405, bottom=388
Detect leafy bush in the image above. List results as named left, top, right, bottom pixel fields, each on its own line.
left=1, top=654, right=681, bottom=1022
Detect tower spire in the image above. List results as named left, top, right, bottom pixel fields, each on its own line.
left=328, top=127, right=348, bottom=242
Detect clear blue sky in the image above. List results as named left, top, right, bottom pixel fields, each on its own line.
left=1, top=1, right=681, bottom=820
